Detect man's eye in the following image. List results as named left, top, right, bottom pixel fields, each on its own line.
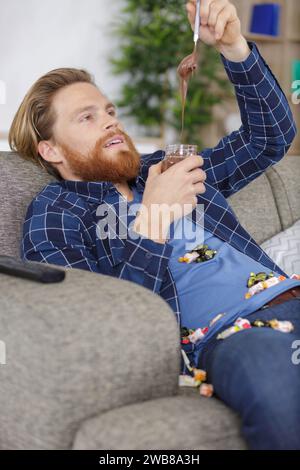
left=81, top=114, right=92, bottom=122
left=108, top=109, right=116, bottom=116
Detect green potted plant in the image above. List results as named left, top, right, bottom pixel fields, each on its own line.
left=109, top=0, right=232, bottom=147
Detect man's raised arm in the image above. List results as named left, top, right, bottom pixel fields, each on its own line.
left=186, top=0, right=297, bottom=198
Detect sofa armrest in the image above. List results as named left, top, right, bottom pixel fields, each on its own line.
left=0, top=265, right=180, bottom=449
left=73, top=396, right=246, bottom=450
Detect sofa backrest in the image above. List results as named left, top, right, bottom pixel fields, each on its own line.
left=0, top=151, right=299, bottom=258
left=229, top=156, right=300, bottom=241
left=0, top=152, right=54, bottom=257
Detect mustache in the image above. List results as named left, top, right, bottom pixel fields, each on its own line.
left=95, top=129, right=128, bottom=150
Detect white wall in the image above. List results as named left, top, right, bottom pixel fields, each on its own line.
left=0, top=0, right=141, bottom=142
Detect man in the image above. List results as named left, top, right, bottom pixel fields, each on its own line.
left=9, top=0, right=300, bottom=449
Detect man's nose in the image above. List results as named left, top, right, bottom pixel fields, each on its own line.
left=103, top=116, right=121, bottom=132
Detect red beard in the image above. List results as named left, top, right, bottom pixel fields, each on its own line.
left=58, top=130, right=141, bottom=183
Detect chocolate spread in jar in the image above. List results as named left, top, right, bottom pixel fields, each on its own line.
left=161, top=155, right=186, bottom=173
left=177, top=41, right=199, bottom=142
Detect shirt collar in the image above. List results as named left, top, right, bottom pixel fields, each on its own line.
left=59, top=172, right=145, bottom=203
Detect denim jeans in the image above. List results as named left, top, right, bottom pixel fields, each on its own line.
left=198, top=297, right=300, bottom=450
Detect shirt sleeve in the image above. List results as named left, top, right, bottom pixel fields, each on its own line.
left=114, top=225, right=174, bottom=293
left=22, top=203, right=174, bottom=295
left=202, top=41, right=297, bottom=198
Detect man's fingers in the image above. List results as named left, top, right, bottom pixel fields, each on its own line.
left=215, top=6, right=232, bottom=39
left=148, top=161, right=162, bottom=176
left=194, top=182, right=207, bottom=194
left=186, top=0, right=233, bottom=39
left=207, top=0, right=228, bottom=28
left=186, top=1, right=196, bottom=29
left=190, top=167, right=207, bottom=184
left=200, top=0, right=213, bottom=26
left=177, top=155, right=204, bottom=172
left=186, top=1, right=196, bottom=18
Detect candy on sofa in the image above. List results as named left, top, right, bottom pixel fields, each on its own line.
left=199, top=383, right=214, bottom=397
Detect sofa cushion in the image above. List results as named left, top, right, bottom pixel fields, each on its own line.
left=228, top=173, right=281, bottom=245
left=0, top=151, right=54, bottom=257
left=261, top=219, right=300, bottom=276
left=73, top=395, right=246, bottom=450
left=266, top=157, right=300, bottom=229
left=0, top=267, right=180, bottom=449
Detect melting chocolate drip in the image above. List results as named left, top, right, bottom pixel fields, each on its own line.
left=177, top=41, right=199, bottom=143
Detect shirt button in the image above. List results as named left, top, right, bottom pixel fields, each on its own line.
left=145, top=253, right=152, bottom=260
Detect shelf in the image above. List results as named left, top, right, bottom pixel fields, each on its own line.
left=244, top=33, right=283, bottom=43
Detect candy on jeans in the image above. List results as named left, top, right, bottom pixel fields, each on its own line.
left=181, top=338, right=190, bottom=344
left=193, top=368, right=207, bottom=382
left=181, top=326, right=209, bottom=344
left=179, top=375, right=197, bottom=387
left=217, top=325, right=241, bottom=340
left=188, top=327, right=205, bottom=343
left=181, top=349, right=194, bottom=373
left=181, top=327, right=191, bottom=344
left=179, top=350, right=213, bottom=396
left=234, top=317, right=251, bottom=329
left=199, top=383, right=214, bottom=397
left=251, top=319, right=265, bottom=328
left=245, top=276, right=282, bottom=299
left=179, top=373, right=214, bottom=397
left=250, top=318, right=294, bottom=332
left=267, top=319, right=294, bottom=333
left=181, top=327, right=190, bottom=337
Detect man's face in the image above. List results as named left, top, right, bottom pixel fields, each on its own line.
left=47, top=82, right=141, bottom=183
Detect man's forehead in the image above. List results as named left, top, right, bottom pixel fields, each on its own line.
left=53, top=82, right=112, bottom=115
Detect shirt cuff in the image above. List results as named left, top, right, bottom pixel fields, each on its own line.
left=124, top=227, right=174, bottom=275
left=220, top=41, right=267, bottom=86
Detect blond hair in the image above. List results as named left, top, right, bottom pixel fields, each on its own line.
left=9, top=68, right=95, bottom=180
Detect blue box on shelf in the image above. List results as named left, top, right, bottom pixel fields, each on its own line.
left=250, top=3, right=281, bottom=36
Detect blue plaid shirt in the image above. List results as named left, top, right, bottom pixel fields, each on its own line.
left=22, top=42, right=297, bottom=375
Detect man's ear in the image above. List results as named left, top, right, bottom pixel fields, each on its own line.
left=37, top=140, right=63, bottom=164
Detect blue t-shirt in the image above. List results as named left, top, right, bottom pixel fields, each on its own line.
left=128, top=185, right=300, bottom=361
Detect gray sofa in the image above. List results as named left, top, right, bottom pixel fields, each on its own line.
left=0, top=150, right=299, bottom=450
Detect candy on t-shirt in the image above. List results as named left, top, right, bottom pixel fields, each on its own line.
left=217, top=325, right=241, bottom=340
left=234, top=317, right=251, bottom=329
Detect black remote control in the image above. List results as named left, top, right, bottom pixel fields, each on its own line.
left=0, top=255, right=65, bottom=283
